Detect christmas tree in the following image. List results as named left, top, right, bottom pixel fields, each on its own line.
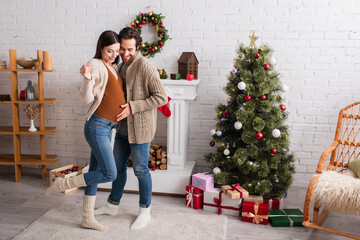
left=205, top=33, right=295, bottom=198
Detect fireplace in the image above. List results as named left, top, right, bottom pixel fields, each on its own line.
left=83, top=79, right=200, bottom=195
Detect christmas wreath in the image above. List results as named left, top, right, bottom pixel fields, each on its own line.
left=130, top=11, right=170, bottom=58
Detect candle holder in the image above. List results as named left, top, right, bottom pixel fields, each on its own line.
left=24, top=104, right=40, bottom=132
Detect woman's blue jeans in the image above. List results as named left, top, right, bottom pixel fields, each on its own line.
left=83, top=114, right=117, bottom=196
left=108, top=133, right=152, bottom=208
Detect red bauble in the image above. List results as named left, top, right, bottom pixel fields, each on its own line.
left=150, top=48, right=155, bottom=52
left=152, top=166, right=156, bottom=171
left=260, top=95, right=266, bottom=100
left=61, top=171, right=66, bottom=175
left=264, top=64, right=270, bottom=70
left=152, top=23, right=156, bottom=26
left=131, top=25, right=135, bottom=28
left=224, top=110, right=229, bottom=115
left=280, top=104, right=286, bottom=111
left=255, top=132, right=263, bottom=140
left=245, top=95, right=251, bottom=101
left=160, top=24, right=164, bottom=28
left=141, top=13, right=145, bottom=16
left=141, top=20, right=146, bottom=24
left=271, top=148, right=277, bottom=154
left=138, top=24, right=143, bottom=28
left=255, top=53, right=260, bottom=58
left=210, top=141, right=215, bottom=146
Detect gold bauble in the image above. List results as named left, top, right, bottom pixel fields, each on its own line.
left=227, top=97, right=231, bottom=102
left=135, top=20, right=139, bottom=24
left=248, top=183, right=252, bottom=187
left=131, top=21, right=135, bottom=26
left=154, top=47, right=157, bottom=50
left=238, top=54, right=242, bottom=58
left=148, top=11, right=153, bottom=16
left=222, top=143, right=225, bottom=146
left=159, top=70, right=163, bottom=74
left=141, top=43, right=145, bottom=48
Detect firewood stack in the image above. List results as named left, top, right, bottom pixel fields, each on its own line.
left=127, top=144, right=167, bottom=170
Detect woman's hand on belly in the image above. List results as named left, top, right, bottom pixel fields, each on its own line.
left=116, top=103, right=131, bottom=122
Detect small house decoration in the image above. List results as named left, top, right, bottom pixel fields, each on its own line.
left=178, top=52, right=199, bottom=80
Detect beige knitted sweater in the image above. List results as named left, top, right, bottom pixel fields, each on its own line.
left=121, top=53, right=168, bottom=144
left=80, top=58, right=113, bottom=120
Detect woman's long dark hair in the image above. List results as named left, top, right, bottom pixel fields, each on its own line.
left=94, top=30, right=120, bottom=64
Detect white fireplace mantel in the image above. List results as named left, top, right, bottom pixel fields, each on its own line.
left=83, top=79, right=200, bottom=195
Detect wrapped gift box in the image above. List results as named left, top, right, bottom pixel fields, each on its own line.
left=221, top=183, right=249, bottom=199
left=203, top=188, right=242, bottom=217
left=185, top=185, right=203, bottom=210
left=192, top=172, right=214, bottom=191
left=241, top=201, right=269, bottom=225
left=244, top=195, right=263, bottom=203
left=269, top=209, right=303, bottom=227
left=263, top=198, right=281, bottom=209
left=170, top=73, right=181, bottom=80
left=0, top=94, right=10, bottom=101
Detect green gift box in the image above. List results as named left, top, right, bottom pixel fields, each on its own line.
left=269, top=209, right=303, bottom=227
left=170, top=73, right=181, bottom=80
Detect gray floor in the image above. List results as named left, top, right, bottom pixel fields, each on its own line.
left=0, top=166, right=359, bottom=240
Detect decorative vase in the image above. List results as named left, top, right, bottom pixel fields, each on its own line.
left=28, top=119, right=37, bottom=132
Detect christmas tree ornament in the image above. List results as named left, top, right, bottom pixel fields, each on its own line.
left=264, top=64, right=270, bottom=70
left=269, top=56, right=277, bottom=65
left=280, top=104, right=286, bottom=111
left=255, top=53, right=260, bottom=58
left=213, top=167, right=221, bottom=175
left=223, top=148, right=230, bottom=156
left=255, top=132, right=263, bottom=140
left=237, top=81, right=246, bottom=90
left=216, top=130, right=222, bottom=137
left=282, top=84, right=289, bottom=92
left=271, top=148, right=277, bottom=154
left=209, top=141, right=215, bottom=146
left=245, top=95, right=251, bottom=101
left=210, top=129, right=216, bottom=135
left=224, top=110, right=229, bottom=115
left=260, top=95, right=267, bottom=100
left=234, top=121, right=243, bottom=130
left=227, top=97, right=231, bottom=102
left=272, top=129, right=281, bottom=138
left=152, top=166, right=156, bottom=171
left=238, top=53, right=242, bottom=58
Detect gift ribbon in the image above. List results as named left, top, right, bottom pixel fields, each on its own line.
left=263, top=198, right=281, bottom=209
left=242, top=203, right=269, bottom=224
left=269, top=209, right=303, bottom=227
left=186, top=187, right=203, bottom=207
left=203, top=191, right=240, bottom=215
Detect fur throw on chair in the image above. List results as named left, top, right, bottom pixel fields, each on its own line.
left=313, top=170, right=360, bottom=214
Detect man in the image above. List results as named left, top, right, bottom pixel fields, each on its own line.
left=95, top=27, right=167, bottom=230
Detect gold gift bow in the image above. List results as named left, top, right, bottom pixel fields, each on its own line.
left=242, top=203, right=269, bottom=224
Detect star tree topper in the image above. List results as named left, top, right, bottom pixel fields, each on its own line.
left=249, top=32, right=259, bottom=48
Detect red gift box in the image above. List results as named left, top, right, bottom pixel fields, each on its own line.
left=185, top=185, right=203, bottom=209
left=263, top=198, right=281, bottom=209
left=241, top=201, right=269, bottom=225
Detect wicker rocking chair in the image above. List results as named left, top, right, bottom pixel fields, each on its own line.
left=303, top=102, right=360, bottom=239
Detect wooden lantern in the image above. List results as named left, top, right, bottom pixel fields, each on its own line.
left=177, top=52, right=199, bottom=80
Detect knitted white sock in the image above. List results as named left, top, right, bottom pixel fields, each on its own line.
left=45, top=174, right=86, bottom=195
left=81, top=195, right=109, bottom=232
left=94, top=202, right=119, bottom=216
left=130, top=206, right=151, bottom=230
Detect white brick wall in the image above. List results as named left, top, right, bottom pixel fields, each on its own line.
left=1, top=0, right=359, bottom=186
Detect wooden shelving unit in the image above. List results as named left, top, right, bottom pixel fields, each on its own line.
left=0, top=49, right=58, bottom=181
